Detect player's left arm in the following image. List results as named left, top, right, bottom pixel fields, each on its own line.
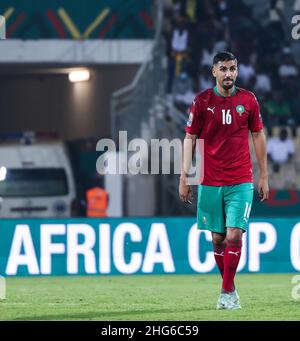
left=251, top=130, right=269, bottom=201
left=249, top=94, right=269, bottom=201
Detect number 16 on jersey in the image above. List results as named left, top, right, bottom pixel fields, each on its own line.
left=222, top=109, right=232, bottom=125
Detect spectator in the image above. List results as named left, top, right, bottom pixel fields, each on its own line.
left=294, top=0, right=300, bottom=13
left=278, top=51, right=299, bottom=79
left=171, top=15, right=189, bottom=55
left=166, top=13, right=190, bottom=93
left=196, top=13, right=221, bottom=48
left=264, top=90, right=294, bottom=134
left=199, top=65, right=214, bottom=91
left=265, top=0, right=286, bottom=51
left=254, top=64, right=272, bottom=99
left=238, top=56, right=256, bottom=87
left=200, top=39, right=218, bottom=67
left=267, top=127, right=295, bottom=172
left=232, top=29, right=257, bottom=63
left=269, top=0, right=285, bottom=23
left=290, top=97, right=300, bottom=136
left=182, top=0, right=198, bottom=23
left=172, top=72, right=195, bottom=112
left=215, top=30, right=229, bottom=52
left=257, top=51, right=279, bottom=80
left=213, top=0, right=229, bottom=24
left=171, top=0, right=185, bottom=17
left=247, top=75, right=257, bottom=93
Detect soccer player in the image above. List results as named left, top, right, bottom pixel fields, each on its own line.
left=179, top=51, right=269, bottom=310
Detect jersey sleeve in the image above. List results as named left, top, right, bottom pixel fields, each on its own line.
left=248, top=94, right=264, bottom=132
left=185, top=97, right=203, bottom=135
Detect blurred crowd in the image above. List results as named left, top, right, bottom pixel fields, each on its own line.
left=163, top=0, right=300, bottom=138
left=162, top=0, right=300, bottom=189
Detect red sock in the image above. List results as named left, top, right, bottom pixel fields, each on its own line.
left=213, top=243, right=226, bottom=277
left=222, top=242, right=242, bottom=293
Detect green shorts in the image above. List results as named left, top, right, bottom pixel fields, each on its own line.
left=197, top=182, right=254, bottom=233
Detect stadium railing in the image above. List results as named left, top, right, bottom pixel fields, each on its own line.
left=110, top=0, right=199, bottom=216
left=110, top=0, right=165, bottom=142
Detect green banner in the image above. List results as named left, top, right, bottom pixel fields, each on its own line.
left=0, top=0, right=154, bottom=39
left=0, top=217, right=300, bottom=276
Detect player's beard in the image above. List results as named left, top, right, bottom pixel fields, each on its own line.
left=222, top=79, right=235, bottom=90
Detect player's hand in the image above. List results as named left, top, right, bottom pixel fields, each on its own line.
left=179, top=176, right=193, bottom=203
left=258, top=176, right=269, bottom=201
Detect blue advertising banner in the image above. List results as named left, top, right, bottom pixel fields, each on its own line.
left=0, top=218, right=300, bottom=276
left=252, top=189, right=300, bottom=217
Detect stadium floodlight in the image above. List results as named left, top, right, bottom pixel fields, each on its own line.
left=68, top=69, right=90, bottom=83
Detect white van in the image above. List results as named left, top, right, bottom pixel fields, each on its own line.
left=0, top=133, right=76, bottom=218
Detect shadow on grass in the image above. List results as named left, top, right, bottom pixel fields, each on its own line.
left=12, top=307, right=213, bottom=321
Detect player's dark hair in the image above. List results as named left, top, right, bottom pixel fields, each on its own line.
left=213, top=51, right=237, bottom=65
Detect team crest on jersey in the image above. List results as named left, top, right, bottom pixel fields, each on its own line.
left=236, top=105, right=245, bottom=116
left=187, top=112, right=193, bottom=127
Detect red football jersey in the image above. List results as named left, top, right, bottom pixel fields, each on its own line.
left=185, top=86, right=263, bottom=186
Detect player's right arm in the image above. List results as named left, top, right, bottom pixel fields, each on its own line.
left=179, top=133, right=197, bottom=202
left=179, top=96, right=203, bottom=203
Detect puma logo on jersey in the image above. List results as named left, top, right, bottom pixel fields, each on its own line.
left=214, top=252, right=224, bottom=257
left=228, top=251, right=240, bottom=256
left=207, top=107, right=215, bottom=114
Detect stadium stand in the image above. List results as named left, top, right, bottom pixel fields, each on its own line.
left=153, top=0, right=300, bottom=215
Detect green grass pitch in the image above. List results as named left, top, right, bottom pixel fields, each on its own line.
left=0, top=274, right=299, bottom=321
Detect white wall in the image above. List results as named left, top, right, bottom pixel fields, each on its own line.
left=0, top=39, right=153, bottom=64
